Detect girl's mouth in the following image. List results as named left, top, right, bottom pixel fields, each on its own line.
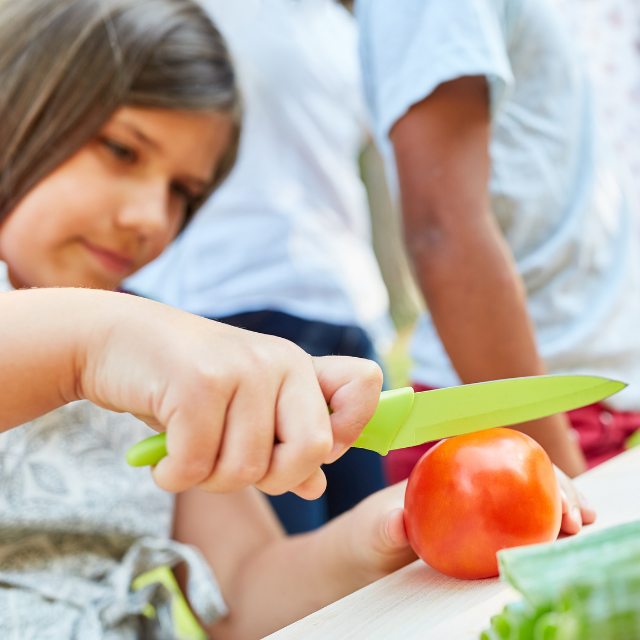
left=82, top=240, right=135, bottom=274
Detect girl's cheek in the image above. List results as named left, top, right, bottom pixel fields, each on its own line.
left=0, top=242, right=37, bottom=289
left=143, top=225, right=180, bottom=267
left=0, top=221, right=27, bottom=270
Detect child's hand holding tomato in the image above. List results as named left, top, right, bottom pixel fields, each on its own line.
left=305, top=481, right=416, bottom=594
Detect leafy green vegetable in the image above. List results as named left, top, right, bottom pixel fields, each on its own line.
left=481, top=521, right=640, bottom=640
left=498, top=520, right=640, bottom=606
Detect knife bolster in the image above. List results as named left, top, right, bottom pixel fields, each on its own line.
left=352, top=387, right=415, bottom=456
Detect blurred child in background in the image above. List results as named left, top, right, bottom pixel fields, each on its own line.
left=357, top=0, right=640, bottom=483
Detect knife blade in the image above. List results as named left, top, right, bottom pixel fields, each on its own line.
left=382, top=374, right=626, bottom=453
left=126, top=374, right=626, bottom=466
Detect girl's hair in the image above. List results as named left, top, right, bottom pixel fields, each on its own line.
left=0, top=0, right=241, bottom=225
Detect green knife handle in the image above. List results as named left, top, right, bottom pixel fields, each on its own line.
left=126, top=386, right=415, bottom=467
left=352, top=387, right=414, bottom=456
left=127, top=432, right=167, bottom=467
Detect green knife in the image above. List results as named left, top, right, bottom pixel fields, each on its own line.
left=126, top=374, right=626, bottom=466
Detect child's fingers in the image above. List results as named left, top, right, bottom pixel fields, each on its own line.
left=578, top=489, right=597, bottom=525
left=151, top=377, right=232, bottom=493
left=559, top=489, right=581, bottom=535
left=197, top=377, right=277, bottom=494
left=384, top=507, right=410, bottom=548
left=371, top=491, right=410, bottom=553
left=289, top=467, right=328, bottom=500
left=129, top=321, right=383, bottom=497
left=556, top=465, right=578, bottom=534
left=255, top=358, right=333, bottom=497
left=559, top=486, right=582, bottom=536
left=312, top=356, right=383, bottom=463
left=351, top=483, right=417, bottom=577
left=557, top=472, right=596, bottom=536
left=554, top=464, right=593, bottom=536
left=150, top=332, right=334, bottom=497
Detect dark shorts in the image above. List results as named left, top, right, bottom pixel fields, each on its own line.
left=213, top=309, right=386, bottom=534
left=384, top=382, right=640, bottom=485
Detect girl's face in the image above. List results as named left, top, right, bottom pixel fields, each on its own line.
left=0, top=106, right=232, bottom=290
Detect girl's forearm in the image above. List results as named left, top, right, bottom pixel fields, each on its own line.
left=208, top=513, right=370, bottom=640
left=207, top=483, right=414, bottom=640
left=0, top=288, right=114, bottom=430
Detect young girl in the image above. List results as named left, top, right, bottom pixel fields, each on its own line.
left=0, top=1, right=594, bottom=638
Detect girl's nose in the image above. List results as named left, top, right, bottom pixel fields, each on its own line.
left=116, top=180, right=170, bottom=236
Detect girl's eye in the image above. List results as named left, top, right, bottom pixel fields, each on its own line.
left=171, top=182, right=200, bottom=210
left=101, top=138, right=137, bottom=163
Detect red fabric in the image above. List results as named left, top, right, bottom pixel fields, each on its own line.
left=384, top=383, right=640, bottom=485
left=569, top=402, right=640, bottom=469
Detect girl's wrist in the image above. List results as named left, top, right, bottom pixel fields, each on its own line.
left=38, top=288, right=117, bottom=405
left=73, top=289, right=148, bottom=405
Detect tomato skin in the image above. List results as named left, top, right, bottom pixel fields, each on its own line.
left=404, top=428, right=562, bottom=579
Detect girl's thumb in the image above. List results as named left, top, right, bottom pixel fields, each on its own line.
left=381, top=507, right=411, bottom=549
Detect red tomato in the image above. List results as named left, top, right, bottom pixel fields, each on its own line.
left=404, top=428, right=562, bottom=579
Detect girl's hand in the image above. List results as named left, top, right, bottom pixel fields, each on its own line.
left=554, top=465, right=597, bottom=535
left=77, top=292, right=383, bottom=496
left=338, top=482, right=417, bottom=583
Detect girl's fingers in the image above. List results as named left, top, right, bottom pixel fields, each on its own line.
left=151, top=376, right=231, bottom=493
left=197, top=375, right=277, bottom=494
left=362, top=482, right=409, bottom=554
left=350, top=483, right=416, bottom=577
left=288, top=467, right=328, bottom=501
left=256, top=357, right=333, bottom=496
left=558, top=480, right=583, bottom=535
left=313, top=356, right=383, bottom=462
left=556, top=466, right=596, bottom=536
left=384, top=507, right=410, bottom=548
left=578, top=490, right=597, bottom=525
left=559, top=489, right=581, bottom=535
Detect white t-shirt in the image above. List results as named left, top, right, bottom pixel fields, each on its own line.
left=0, top=261, right=10, bottom=293
left=357, top=0, right=640, bottom=410
left=126, top=0, right=393, bottom=350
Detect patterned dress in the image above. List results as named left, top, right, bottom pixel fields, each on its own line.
left=0, top=265, right=226, bottom=639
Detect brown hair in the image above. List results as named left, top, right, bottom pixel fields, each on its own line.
left=0, top=0, right=241, bottom=225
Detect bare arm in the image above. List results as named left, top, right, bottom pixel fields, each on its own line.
left=0, top=287, right=382, bottom=493
left=0, top=288, right=113, bottom=428
left=173, top=484, right=415, bottom=640
left=390, top=76, right=585, bottom=477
